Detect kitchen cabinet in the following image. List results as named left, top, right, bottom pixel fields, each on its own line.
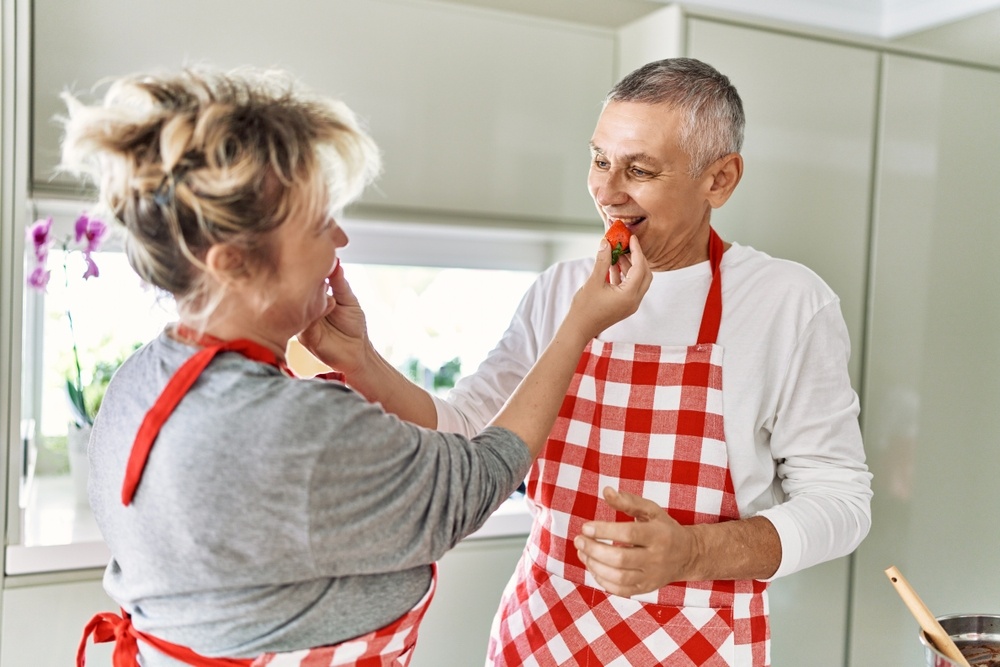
left=1, top=574, right=115, bottom=667
left=31, top=0, right=614, bottom=226
left=619, top=12, right=880, bottom=665
left=410, top=535, right=527, bottom=667
left=688, top=20, right=877, bottom=666
left=848, top=54, right=1000, bottom=666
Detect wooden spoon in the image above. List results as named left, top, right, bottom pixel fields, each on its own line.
left=885, top=565, right=971, bottom=667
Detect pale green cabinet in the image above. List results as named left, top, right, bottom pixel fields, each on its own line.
left=1, top=576, right=116, bottom=666
left=849, top=54, right=1000, bottom=666
left=618, top=10, right=1000, bottom=666
left=31, top=0, right=614, bottom=226
left=635, top=16, right=880, bottom=666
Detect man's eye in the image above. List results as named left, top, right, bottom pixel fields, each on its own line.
left=593, top=158, right=610, bottom=169
left=631, top=168, right=651, bottom=177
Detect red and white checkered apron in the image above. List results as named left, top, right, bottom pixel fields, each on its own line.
left=486, top=229, right=769, bottom=666
left=79, top=566, right=436, bottom=667
left=78, top=329, right=437, bottom=667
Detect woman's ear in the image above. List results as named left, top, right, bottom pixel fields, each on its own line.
left=205, top=243, right=249, bottom=285
left=705, top=153, right=744, bottom=209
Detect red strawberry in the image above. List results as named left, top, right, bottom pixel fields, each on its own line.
left=604, top=219, right=631, bottom=265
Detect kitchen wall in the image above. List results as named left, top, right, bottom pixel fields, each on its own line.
left=3, top=1, right=1000, bottom=665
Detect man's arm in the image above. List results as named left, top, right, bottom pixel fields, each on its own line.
left=573, top=487, right=781, bottom=597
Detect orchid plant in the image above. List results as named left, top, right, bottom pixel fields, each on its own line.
left=26, top=214, right=109, bottom=427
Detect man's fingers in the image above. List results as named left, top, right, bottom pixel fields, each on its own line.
left=601, top=486, right=661, bottom=521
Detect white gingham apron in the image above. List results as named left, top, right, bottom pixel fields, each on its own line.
left=78, top=331, right=438, bottom=667
left=486, top=229, right=769, bottom=666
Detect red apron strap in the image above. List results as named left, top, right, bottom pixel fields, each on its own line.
left=78, top=608, right=253, bottom=667
left=78, top=610, right=139, bottom=667
left=696, top=227, right=725, bottom=346
left=121, top=336, right=285, bottom=506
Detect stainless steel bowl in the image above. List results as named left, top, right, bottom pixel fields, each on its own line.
left=921, top=614, right=1000, bottom=666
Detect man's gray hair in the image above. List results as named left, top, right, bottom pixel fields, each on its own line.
left=606, top=58, right=744, bottom=177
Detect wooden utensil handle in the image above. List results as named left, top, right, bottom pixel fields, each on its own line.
left=885, top=566, right=971, bottom=667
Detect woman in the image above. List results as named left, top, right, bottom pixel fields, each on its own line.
left=68, top=67, right=650, bottom=666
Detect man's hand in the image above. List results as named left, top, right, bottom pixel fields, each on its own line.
left=574, top=486, right=782, bottom=597
left=573, top=487, right=699, bottom=597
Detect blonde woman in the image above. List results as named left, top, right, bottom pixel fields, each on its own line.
left=68, top=67, right=650, bottom=667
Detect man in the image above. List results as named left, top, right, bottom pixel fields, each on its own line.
left=302, top=57, right=872, bottom=667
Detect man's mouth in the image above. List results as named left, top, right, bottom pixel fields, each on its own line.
left=609, top=216, right=645, bottom=228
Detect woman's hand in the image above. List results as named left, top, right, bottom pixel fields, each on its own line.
left=298, top=262, right=371, bottom=377
left=569, top=236, right=652, bottom=340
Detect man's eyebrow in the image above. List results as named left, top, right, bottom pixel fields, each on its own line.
left=589, top=143, right=659, bottom=166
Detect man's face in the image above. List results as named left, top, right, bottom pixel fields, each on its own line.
left=587, top=100, right=714, bottom=271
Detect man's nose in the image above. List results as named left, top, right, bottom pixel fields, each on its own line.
left=591, top=170, right=629, bottom=207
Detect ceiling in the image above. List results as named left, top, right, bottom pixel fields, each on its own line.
left=441, top=0, right=1000, bottom=65
left=652, top=0, right=1000, bottom=39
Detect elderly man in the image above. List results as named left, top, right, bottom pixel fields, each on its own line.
left=303, top=57, right=872, bottom=667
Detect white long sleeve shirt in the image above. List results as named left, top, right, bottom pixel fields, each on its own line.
left=433, top=242, right=872, bottom=580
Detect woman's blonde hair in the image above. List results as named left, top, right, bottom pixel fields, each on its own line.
left=58, top=66, right=381, bottom=324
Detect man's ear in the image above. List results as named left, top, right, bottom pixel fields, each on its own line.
left=705, top=153, right=743, bottom=209
left=205, top=243, right=249, bottom=285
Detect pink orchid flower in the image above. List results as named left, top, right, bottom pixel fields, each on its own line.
left=24, top=212, right=109, bottom=427
left=27, top=216, right=53, bottom=263
left=74, top=214, right=108, bottom=254
left=27, top=266, right=51, bottom=290
left=25, top=213, right=107, bottom=290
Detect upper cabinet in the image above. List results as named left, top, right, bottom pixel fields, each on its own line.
left=31, top=0, right=616, bottom=226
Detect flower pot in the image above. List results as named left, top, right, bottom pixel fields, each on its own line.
left=67, top=423, right=92, bottom=506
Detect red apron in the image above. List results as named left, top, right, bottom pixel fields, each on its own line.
left=487, top=229, right=769, bottom=666
left=78, top=330, right=437, bottom=667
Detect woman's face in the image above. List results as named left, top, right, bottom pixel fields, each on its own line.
left=254, top=190, right=347, bottom=338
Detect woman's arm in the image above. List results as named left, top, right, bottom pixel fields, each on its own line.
left=299, top=239, right=652, bottom=455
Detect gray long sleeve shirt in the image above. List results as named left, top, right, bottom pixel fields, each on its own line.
left=88, top=331, right=531, bottom=664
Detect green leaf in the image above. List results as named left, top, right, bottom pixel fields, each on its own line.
left=65, top=378, right=92, bottom=427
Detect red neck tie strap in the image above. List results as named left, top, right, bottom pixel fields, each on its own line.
left=696, top=227, right=725, bottom=346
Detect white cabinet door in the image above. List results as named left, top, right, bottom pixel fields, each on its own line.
left=685, top=19, right=880, bottom=666
left=2, top=577, right=117, bottom=666
left=848, top=54, right=1000, bottom=666
left=409, top=535, right=527, bottom=667
left=32, top=0, right=613, bottom=224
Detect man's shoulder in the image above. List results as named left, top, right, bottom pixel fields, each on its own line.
left=726, top=243, right=835, bottom=294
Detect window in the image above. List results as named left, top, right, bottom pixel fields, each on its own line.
left=10, top=201, right=593, bottom=573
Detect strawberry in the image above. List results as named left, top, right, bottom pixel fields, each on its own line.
left=604, top=219, right=631, bottom=265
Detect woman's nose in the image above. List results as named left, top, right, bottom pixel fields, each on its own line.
left=333, top=224, right=349, bottom=248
